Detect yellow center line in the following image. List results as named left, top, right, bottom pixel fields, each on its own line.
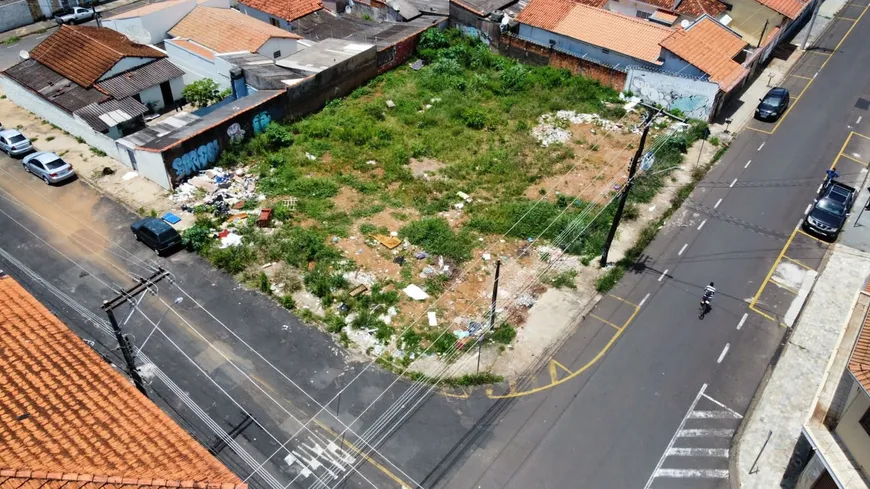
left=248, top=374, right=410, bottom=489
left=590, top=313, right=623, bottom=331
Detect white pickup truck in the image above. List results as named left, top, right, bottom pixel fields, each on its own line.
left=54, top=6, right=95, bottom=25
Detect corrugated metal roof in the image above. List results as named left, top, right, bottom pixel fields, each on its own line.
left=3, top=59, right=107, bottom=114
left=73, top=97, right=148, bottom=132
left=95, top=58, right=185, bottom=99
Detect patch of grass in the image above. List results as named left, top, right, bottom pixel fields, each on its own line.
left=595, top=266, right=625, bottom=292
left=543, top=269, right=578, bottom=289
left=709, top=136, right=721, bottom=147
left=443, top=372, right=504, bottom=387
left=4, top=36, right=21, bottom=46
left=45, top=136, right=54, bottom=142
left=489, top=324, right=516, bottom=345
left=400, top=217, right=476, bottom=263
left=74, top=136, right=84, bottom=144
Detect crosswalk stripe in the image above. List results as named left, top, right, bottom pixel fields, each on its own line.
left=654, top=469, right=729, bottom=478
left=666, top=447, right=729, bottom=457
left=688, top=410, right=742, bottom=419
left=677, top=429, right=734, bottom=437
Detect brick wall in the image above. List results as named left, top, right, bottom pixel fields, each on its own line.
left=498, top=35, right=627, bottom=91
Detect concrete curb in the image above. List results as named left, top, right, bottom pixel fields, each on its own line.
left=785, top=270, right=819, bottom=327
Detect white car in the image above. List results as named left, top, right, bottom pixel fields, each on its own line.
left=0, top=129, right=33, bottom=157
left=55, top=6, right=95, bottom=24
left=22, top=151, right=75, bottom=184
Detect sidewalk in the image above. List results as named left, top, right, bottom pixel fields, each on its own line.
left=734, top=244, right=870, bottom=488
left=0, top=0, right=141, bottom=43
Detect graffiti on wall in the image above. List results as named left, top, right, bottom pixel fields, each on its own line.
left=172, top=140, right=220, bottom=178
left=625, top=68, right=719, bottom=121
left=252, top=111, right=271, bottom=135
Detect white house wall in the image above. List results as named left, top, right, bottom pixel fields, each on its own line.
left=138, top=84, right=166, bottom=110
left=258, top=38, right=299, bottom=59
left=99, top=57, right=160, bottom=81
left=102, top=18, right=154, bottom=44
left=0, top=76, right=122, bottom=161
left=140, top=0, right=200, bottom=43
left=165, top=41, right=232, bottom=89
left=170, top=76, right=185, bottom=101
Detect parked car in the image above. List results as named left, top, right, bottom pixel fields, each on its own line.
left=0, top=129, right=33, bottom=156
left=803, top=180, right=856, bottom=239
left=755, top=87, right=790, bottom=121
left=54, top=6, right=95, bottom=24
left=22, top=151, right=75, bottom=184
left=131, top=217, right=182, bottom=256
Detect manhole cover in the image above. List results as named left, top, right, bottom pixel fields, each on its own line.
left=856, top=98, right=870, bottom=110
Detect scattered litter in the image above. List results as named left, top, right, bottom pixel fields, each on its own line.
left=282, top=324, right=290, bottom=331
left=410, top=59, right=425, bottom=70
left=101, top=167, right=115, bottom=176
left=233, top=201, right=246, bottom=209
left=261, top=262, right=274, bottom=269
left=349, top=284, right=367, bottom=297
left=235, top=168, right=245, bottom=176
left=403, top=284, right=430, bottom=301
left=457, top=191, right=472, bottom=202
left=531, top=111, right=625, bottom=147
left=162, top=212, right=181, bottom=224
left=374, top=234, right=401, bottom=249
left=428, top=311, right=438, bottom=327
left=226, top=213, right=248, bottom=224
left=218, top=229, right=230, bottom=239
left=305, top=152, right=317, bottom=161
left=454, top=330, right=470, bottom=339
left=257, top=208, right=273, bottom=227
left=386, top=100, right=396, bottom=108
left=453, top=202, right=464, bottom=210
left=366, top=160, right=377, bottom=165
left=482, top=253, right=491, bottom=261
left=648, top=205, right=656, bottom=212
left=516, top=293, right=535, bottom=308
left=413, top=251, right=429, bottom=260
left=332, top=236, right=340, bottom=243
left=122, top=171, right=138, bottom=181
left=421, top=266, right=435, bottom=276
left=219, top=232, right=243, bottom=248
left=393, top=256, right=405, bottom=265
left=389, top=231, right=398, bottom=237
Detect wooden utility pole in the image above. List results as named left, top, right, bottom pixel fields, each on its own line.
left=479, top=259, right=501, bottom=373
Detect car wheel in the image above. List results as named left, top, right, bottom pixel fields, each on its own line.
left=22, top=162, right=29, bottom=173
left=42, top=176, right=51, bottom=185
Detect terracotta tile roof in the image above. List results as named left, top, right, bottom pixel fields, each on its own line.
left=651, top=9, right=678, bottom=23
left=169, top=6, right=300, bottom=54
left=29, top=25, right=163, bottom=88
left=0, top=273, right=245, bottom=489
left=168, top=38, right=215, bottom=60
left=849, top=303, right=870, bottom=393
left=639, top=0, right=727, bottom=17
left=660, top=16, right=748, bottom=90
left=238, top=0, right=322, bottom=21
left=756, top=0, right=807, bottom=19
left=518, top=1, right=674, bottom=63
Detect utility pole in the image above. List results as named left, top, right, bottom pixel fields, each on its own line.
left=101, top=267, right=171, bottom=397
left=600, top=111, right=655, bottom=267
left=479, top=259, right=501, bottom=373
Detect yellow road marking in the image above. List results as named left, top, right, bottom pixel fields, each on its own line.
left=607, top=294, right=639, bottom=307
left=834, top=134, right=854, bottom=169
left=852, top=131, right=870, bottom=140
left=548, top=359, right=573, bottom=383
left=839, top=153, right=868, bottom=165
left=749, top=223, right=800, bottom=322
left=746, top=126, right=774, bottom=135
left=823, top=4, right=868, bottom=70
left=797, top=229, right=829, bottom=243
left=440, top=387, right=470, bottom=399
left=792, top=75, right=814, bottom=80
left=489, top=303, right=640, bottom=399
left=769, top=278, right=799, bottom=294
left=249, top=375, right=410, bottom=488
left=781, top=255, right=815, bottom=270
left=590, top=313, right=623, bottom=331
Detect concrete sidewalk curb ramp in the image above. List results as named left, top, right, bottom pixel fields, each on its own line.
left=785, top=269, right=819, bottom=327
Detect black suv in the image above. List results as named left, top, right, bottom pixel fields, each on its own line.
left=803, top=180, right=856, bottom=239
left=755, top=87, right=790, bottom=121
left=131, top=217, right=182, bottom=256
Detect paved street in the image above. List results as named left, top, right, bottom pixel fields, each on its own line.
left=428, top=2, right=870, bottom=488
left=0, top=158, right=494, bottom=489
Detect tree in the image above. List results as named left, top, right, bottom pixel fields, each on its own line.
left=182, top=79, right=231, bottom=108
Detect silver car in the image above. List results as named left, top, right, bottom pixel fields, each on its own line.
left=0, top=129, right=33, bottom=157
left=22, top=151, right=75, bottom=184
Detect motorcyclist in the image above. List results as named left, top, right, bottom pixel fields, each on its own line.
left=702, top=282, right=716, bottom=304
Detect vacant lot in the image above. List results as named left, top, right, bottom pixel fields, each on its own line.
left=182, top=29, right=705, bottom=374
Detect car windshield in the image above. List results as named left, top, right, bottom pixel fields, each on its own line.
left=44, top=159, right=65, bottom=170
left=9, top=134, right=26, bottom=143
left=817, top=198, right=845, bottom=215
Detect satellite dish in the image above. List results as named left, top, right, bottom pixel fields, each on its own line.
left=680, top=19, right=691, bottom=29
left=18, top=50, right=29, bottom=61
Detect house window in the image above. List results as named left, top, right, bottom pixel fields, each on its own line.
left=273, top=50, right=281, bottom=58
left=636, top=10, right=651, bottom=19
left=270, top=17, right=280, bottom=27
left=860, top=407, right=870, bottom=436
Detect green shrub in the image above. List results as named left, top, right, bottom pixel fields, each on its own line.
left=544, top=269, right=578, bottom=289
left=399, top=217, right=475, bottom=262
left=280, top=295, right=296, bottom=310
left=210, top=245, right=256, bottom=274
left=489, top=324, right=516, bottom=345
left=265, top=123, right=294, bottom=148
left=304, top=266, right=348, bottom=304
left=595, top=266, right=625, bottom=293
left=443, top=372, right=503, bottom=387
left=182, top=219, right=214, bottom=251
left=259, top=272, right=271, bottom=294
left=268, top=226, right=337, bottom=268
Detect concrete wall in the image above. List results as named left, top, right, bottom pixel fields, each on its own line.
left=0, top=0, right=34, bottom=34
left=0, top=75, right=122, bottom=161
left=166, top=41, right=232, bottom=88
left=606, top=0, right=656, bottom=19
left=625, top=67, right=719, bottom=120
left=258, top=37, right=298, bottom=59
left=725, top=0, right=783, bottom=45
left=100, top=57, right=159, bottom=81
left=499, top=35, right=628, bottom=90
left=118, top=139, right=172, bottom=188
left=449, top=2, right=502, bottom=46
left=835, top=382, right=870, bottom=475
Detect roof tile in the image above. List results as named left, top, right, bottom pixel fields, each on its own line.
left=29, top=25, right=164, bottom=87
left=238, top=0, right=322, bottom=22
left=641, top=0, right=727, bottom=17
left=169, top=6, right=300, bottom=54
left=519, top=1, right=674, bottom=64
left=0, top=274, right=244, bottom=489
left=756, top=0, right=807, bottom=18
left=660, top=16, right=748, bottom=90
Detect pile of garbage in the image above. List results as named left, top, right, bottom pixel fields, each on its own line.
left=532, top=111, right=625, bottom=147
left=172, top=167, right=263, bottom=211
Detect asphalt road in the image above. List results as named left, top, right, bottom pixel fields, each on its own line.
left=429, top=6, right=870, bottom=489
left=0, top=158, right=495, bottom=489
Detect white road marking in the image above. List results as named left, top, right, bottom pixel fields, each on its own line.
left=658, top=269, right=668, bottom=282
left=714, top=198, right=722, bottom=209
left=730, top=178, right=738, bottom=188
left=859, top=116, right=863, bottom=124
left=666, top=447, right=730, bottom=457
left=698, top=219, right=707, bottom=230
left=639, top=293, right=651, bottom=308
left=678, top=243, right=688, bottom=256
left=643, top=383, right=708, bottom=489
left=717, top=343, right=730, bottom=363
left=654, top=469, right=729, bottom=479
left=745, top=159, right=752, bottom=168
left=737, top=313, right=748, bottom=330
left=677, top=428, right=734, bottom=437
left=758, top=142, right=765, bottom=151
left=701, top=393, right=744, bottom=419
left=817, top=183, right=823, bottom=193
left=35, top=34, right=47, bottom=39
left=688, top=410, right=741, bottom=419
left=814, top=71, right=818, bottom=78
left=5, top=43, right=18, bottom=48
left=805, top=203, right=812, bottom=214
